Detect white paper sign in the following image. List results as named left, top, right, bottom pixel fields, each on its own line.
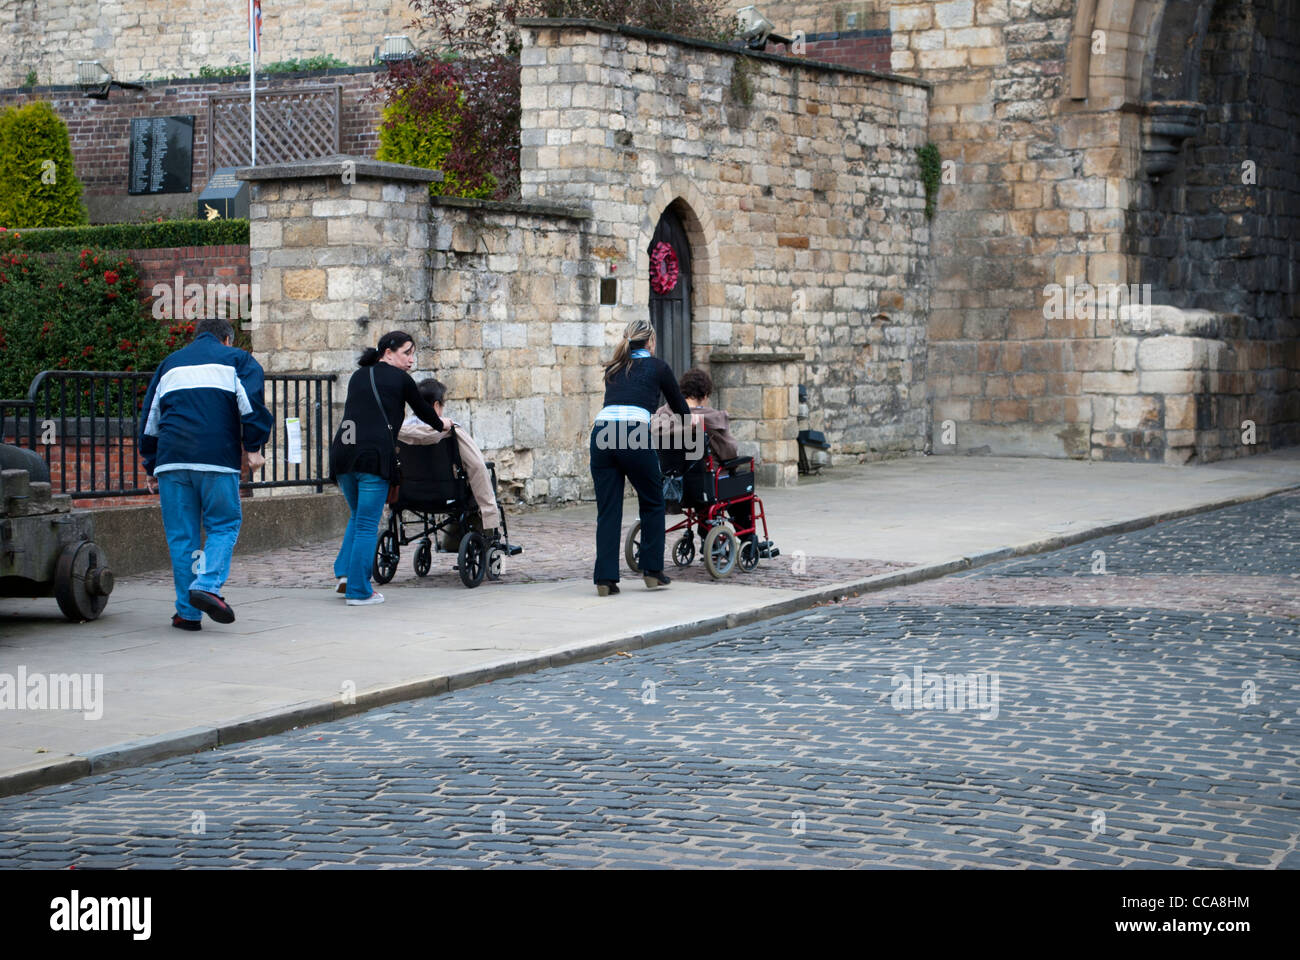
left=285, top=417, right=302, bottom=464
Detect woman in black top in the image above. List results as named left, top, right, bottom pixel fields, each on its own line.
left=329, top=331, right=443, bottom=605
left=590, top=318, right=693, bottom=595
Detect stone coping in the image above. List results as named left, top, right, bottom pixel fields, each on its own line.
left=515, top=17, right=931, bottom=90
left=709, top=351, right=804, bottom=363
left=0, top=64, right=384, bottom=98
left=236, top=154, right=444, bottom=183
left=431, top=195, right=591, bottom=220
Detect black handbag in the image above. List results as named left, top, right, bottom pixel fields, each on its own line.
left=368, top=366, right=402, bottom=505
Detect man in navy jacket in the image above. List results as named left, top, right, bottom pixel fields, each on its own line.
left=139, top=317, right=272, bottom=629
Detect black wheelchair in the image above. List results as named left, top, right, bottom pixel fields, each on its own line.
left=624, top=434, right=778, bottom=579
left=372, top=425, right=522, bottom=588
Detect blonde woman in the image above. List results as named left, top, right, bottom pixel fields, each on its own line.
left=590, top=319, right=693, bottom=595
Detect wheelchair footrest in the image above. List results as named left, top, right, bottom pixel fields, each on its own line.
left=507, top=544, right=523, bottom=556
left=758, top=541, right=779, bottom=559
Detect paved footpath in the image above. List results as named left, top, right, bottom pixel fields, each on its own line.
left=1, top=448, right=1298, bottom=791
left=0, top=486, right=1297, bottom=868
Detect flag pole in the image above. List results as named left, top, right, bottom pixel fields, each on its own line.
left=249, top=0, right=257, bottom=165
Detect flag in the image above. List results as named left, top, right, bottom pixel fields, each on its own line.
left=248, top=0, right=263, bottom=56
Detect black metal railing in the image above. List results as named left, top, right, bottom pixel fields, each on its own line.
left=0, top=370, right=336, bottom=499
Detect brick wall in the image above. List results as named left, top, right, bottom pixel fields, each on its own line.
left=123, top=245, right=252, bottom=317
left=0, top=69, right=385, bottom=223
left=804, top=32, right=893, bottom=72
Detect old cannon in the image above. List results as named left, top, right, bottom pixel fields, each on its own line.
left=0, top=445, right=114, bottom=621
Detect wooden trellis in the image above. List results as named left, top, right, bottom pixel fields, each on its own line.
left=208, top=85, right=342, bottom=171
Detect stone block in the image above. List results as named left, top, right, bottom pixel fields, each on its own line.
left=723, top=387, right=763, bottom=419
left=1114, top=395, right=1160, bottom=430
left=283, top=269, right=326, bottom=301
left=1140, top=370, right=1199, bottom=394
left=1081, top=371, right=1138, bottom=394
left=1164, top=395, right=1196, bottom=431
left=1137, top=336, right=1206, bottom=371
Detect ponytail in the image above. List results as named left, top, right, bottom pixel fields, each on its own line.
left=604, top=318, right=655, bottom=383
left=358, top=330, right=414, bottom=367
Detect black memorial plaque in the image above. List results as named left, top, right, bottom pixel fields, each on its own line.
left=128, top=116, right=194, bottom=195
left=196, top=167, right=249, bottom=220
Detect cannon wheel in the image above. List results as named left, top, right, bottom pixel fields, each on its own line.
left=54, top=541, right=113, bottom=622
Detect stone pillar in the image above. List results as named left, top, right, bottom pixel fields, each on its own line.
left=709, top=351, right=801, bottom=487
left=237, top=155, right=440, bottom=374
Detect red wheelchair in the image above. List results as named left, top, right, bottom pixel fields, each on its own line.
left=624, top=435, right=778, bottom=579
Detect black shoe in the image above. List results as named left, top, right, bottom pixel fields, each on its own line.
left=596, top=580, right=620, bottom=596
left=643, top=571, right=671, bottom=589
left=171, top=614, right=201, bottom=632
left=189, top=590, right=236, bottom=624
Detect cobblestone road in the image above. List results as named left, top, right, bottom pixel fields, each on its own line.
left=3, top=491, right=1297, bottom=869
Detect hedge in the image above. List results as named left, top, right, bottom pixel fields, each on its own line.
left=0, top=245, right=174, bottom=404
left=0, top=101, right=88, bottom=228
left=0, top=218, right=249, bottom=253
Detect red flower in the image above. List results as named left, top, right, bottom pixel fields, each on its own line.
left=118, top=339, right=132, bottom=351
left=106, top=291, right=119, bottom=300
left=81, top=345, right=94, bottom=358
left=103, top=270, right=118, bottom=285
left=92, top=256, right=99, bottom=265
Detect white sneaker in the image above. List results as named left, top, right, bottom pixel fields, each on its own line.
left=346, top=592, right=385, bottom=606
left=335, top=578, right=347, bottom=595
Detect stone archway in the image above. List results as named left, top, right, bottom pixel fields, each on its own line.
left=638, top=177, right=725, bottom=362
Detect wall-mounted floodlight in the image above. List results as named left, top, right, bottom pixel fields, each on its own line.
left=735, top=5, right=792, bottom=51
left=76, top=60, right=144, bottom=99
left=377, top=35, right=416, bottom=63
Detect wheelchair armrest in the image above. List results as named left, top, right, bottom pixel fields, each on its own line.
left=719, top=456, right=753, bottom=472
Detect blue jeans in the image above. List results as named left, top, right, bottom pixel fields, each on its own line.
left=334, top=472, right=389, bottom=599
left=157, top=469, right=242, bottom=621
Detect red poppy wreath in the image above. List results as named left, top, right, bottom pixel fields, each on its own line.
left=649, top=241, right=680, bottom=294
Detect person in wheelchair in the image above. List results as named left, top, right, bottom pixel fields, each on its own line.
left=653, top=367, right=761, bottom=553
left=397, top=378, right=501, bottom=540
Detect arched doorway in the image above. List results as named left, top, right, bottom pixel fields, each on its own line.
left=648, top=204, right=692, bottom=375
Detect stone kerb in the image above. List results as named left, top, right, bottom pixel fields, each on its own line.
left=238, top=155, right=441, bottom=376
left=710, top=351, right=802, bottom=487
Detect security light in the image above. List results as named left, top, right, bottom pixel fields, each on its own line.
left=735, top=6, right=792, bottom=51
left=377, top=35, right=416, bottom=63
left=76, top=60, right=144, bottom=99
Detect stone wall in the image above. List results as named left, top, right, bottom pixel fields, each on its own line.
left=426, top=196, right=599, bottom=504
left=0, top=0, right=417, bottom=87
left=889, top=0, right=1299, bottom=463
left=240, top=156, right=437, bottom=375
left=0, top=69, right=385, bottom=223
left=516, top=19, right=932, bottom=465
left=1128, top=0, right=1300, bottom=451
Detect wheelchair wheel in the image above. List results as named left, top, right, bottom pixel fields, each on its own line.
left=413, top=539, right=432, bottom=578
left=457, top=531, right=487, bottom=588
left=486, top=544, right=505, bottom=581
left=374, top=521, right=399, bottom=585
left=672, top=534, right=695, bottom=568
left=624, top=520, right=642, bottom=574
left=703, top=524, right=739, bottom=580
left=738, top=537, right=760, bottom=572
